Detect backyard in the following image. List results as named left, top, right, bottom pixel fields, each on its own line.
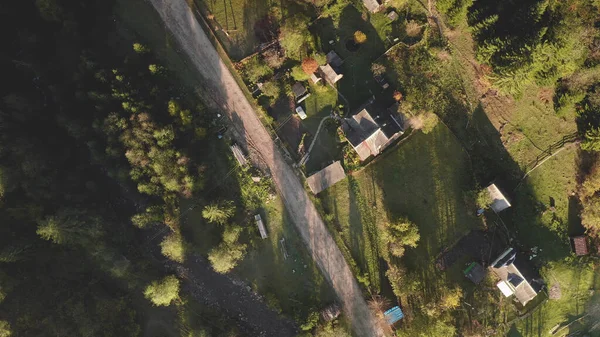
left=320, top=123, right=483, bottom=297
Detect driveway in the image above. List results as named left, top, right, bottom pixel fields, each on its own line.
left=147, top=0, right=384, bottom=336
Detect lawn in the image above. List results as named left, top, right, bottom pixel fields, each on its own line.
left=321, top=123, right=483, bottom=294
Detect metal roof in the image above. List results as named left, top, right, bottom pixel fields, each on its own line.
left=384, top=306, right=404, bottom=325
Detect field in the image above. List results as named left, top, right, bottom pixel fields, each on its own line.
left=321, top=123, right=483, bottom=294
left=440, top=12, right=600, bottom=336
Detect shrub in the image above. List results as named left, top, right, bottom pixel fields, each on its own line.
left=354, top=30, right=367, bottom=44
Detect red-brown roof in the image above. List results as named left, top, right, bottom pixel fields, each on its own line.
left=571, top=236, right=589, bottom=256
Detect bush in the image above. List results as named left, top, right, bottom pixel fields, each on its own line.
left=291, top=65, right=310, bottom=81
left=244, top=56, right=273, bottom=83
left=261, top=80, right=281, bottom=98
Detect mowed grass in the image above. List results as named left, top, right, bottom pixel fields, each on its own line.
left=321, top=124, right=483, bottom=293
left=233, top=196, right=336, bottom=320
left=509, top=260, right=598, bottom=337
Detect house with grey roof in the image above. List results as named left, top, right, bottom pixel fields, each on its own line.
left=490, top=248, right=541, bottom=306
left=342, top=108, right=403, bottom=161
left=306, top=161, right=346, bottom=194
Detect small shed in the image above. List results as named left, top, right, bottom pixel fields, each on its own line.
left=464, top=262, right=486, bottom=284
left=306, top=161, right=346, bottom=194
left=571, top=236, right=589, bottom=256
left=387, top=11, right=399, bottom=21
left=384, top=306, right=404, bottom=325
left=486, top=183, right=511, bottom=213
left=320, top=303, right=341, bottom=322
left=292, top=82, right=311, bottom=103
left=230, top=144, right=247, bottom=166
left=255, top=214, right=268, bottom=239
left=362, top=0, right=381, bottom=13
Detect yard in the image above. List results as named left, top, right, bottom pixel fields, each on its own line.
left=320, top=123, right=483, bottom=296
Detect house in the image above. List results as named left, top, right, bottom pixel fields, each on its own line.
left=306, top=161, right=346, bottom=194
left=326, top=50, right=344, bottom=68
left=490, top=248, right=541, bottom=306
left=342, top=108, right=403, bottom=161
left=362, top=0, right=381, bottom=13
left=230, top=144, right=247, bottom=166
left=319, top=51, right=344, bottom=85
left=319, top=64, right=343, bottom=85
left=387, top=11, right=399, bottom=21
left=292, top=82, right=310, bottom=103
left=571, top=236, right=589, bottom=256
left=486, top=183, right=512, bottom=212
left=255, top=214, right=268, bottom=239
left=464, top=262, right=486, bottom=284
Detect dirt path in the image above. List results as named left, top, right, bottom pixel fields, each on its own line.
left=147, top=0, right=383, bottom=336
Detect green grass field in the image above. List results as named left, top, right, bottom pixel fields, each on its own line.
left=321, top=123, right=483, bottom=294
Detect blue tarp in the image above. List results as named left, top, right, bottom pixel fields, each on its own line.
left=384, top=306, right=404, bottom=325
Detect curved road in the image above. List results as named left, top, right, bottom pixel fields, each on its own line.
left=147, top=0, right=383, bottom=336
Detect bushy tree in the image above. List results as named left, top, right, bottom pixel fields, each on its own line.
left=354, top=31, right=367, bottom=44
left=202, top=201, right=235, bottom=225
left=131, top=205, right=164, bottom=228
left=0, top=321, right=11, bottom=337
left=208, top=226, right=247, bottom=273
left=291, top=65, right=311, bottom=81
left=582, top=128, right=600, bottom=152
left=36, top=208, right=103, bottom=246
left=144, top=275, right=180, bottom=306
left=160, top=233, right=185, bottom=263
left=279, top=15, right=312, bottom=59
left=244, top=55, right=273, bottom=83
left=302, top=58, right=319, bottom=75
left=261, top=80, right=281, bottom=98
left=371, top=63, right=386, bottom=76
left=382, top=218, right=420, bottom=258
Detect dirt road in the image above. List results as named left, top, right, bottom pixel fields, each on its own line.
left=147, top=0, right=383, bottom=335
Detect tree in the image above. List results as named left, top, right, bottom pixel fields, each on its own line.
left=476, top=188, right=493, bottom=209
left=291, top=65, right=311, bottom=81
left=132, top=42, right=149, bottom=54
left=581, top=196, right=600, bottom=233
left=131, top=205, right=164, bottom=228
left=244, top=55, right=273, bottom=83
left=279, top=15, right=312, bottom=59
left=261, top=80, right=281, bottom=98
left=144, top=275, right=180, bottom=306
left=202, top=201, right=235, bottom=225
left=354, top=31, right=367, bottom=44
left=0, top=321, right=10, bottom=337
left=582, top=128, right=600, bottom=152
left=160, top=233, right=185, bottom=263
left=371, top=63, right=385, bottom=76
left=208, top=226, right=247, bottom=273
left=302, top=58, right=319, bottom=75
left=382, top=219, right=420, bottom=258
left=36, top=208, right=103, bottom=246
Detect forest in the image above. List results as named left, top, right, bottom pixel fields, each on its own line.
left=0, top=0, right=258, bottom=335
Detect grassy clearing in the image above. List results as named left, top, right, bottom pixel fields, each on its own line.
left=321, top=123, right=482, bottom=293
left=233, top=196, right=336, bottom=321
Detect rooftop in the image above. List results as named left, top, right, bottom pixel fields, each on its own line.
left=571, top=236, right=589, bottom=256
left=342, top=108, right=403, bottom=161
left=319, top=64, right=343, bottom=84
left=362, top=0, right=380, bottom=12
left=464, top=262, right=486, bottom=284
left=326, top=50, right=343, bottom=68
left=306, top=161, right=346, bottom=194
left=487, top=183, right=511, bottom=212
left=490, top=248, right=540, bottom=305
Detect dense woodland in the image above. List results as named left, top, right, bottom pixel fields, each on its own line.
left=0, top=0, right=257, bottom=335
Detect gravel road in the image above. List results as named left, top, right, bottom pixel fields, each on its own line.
left=147, top=0, right=384, bottom=336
